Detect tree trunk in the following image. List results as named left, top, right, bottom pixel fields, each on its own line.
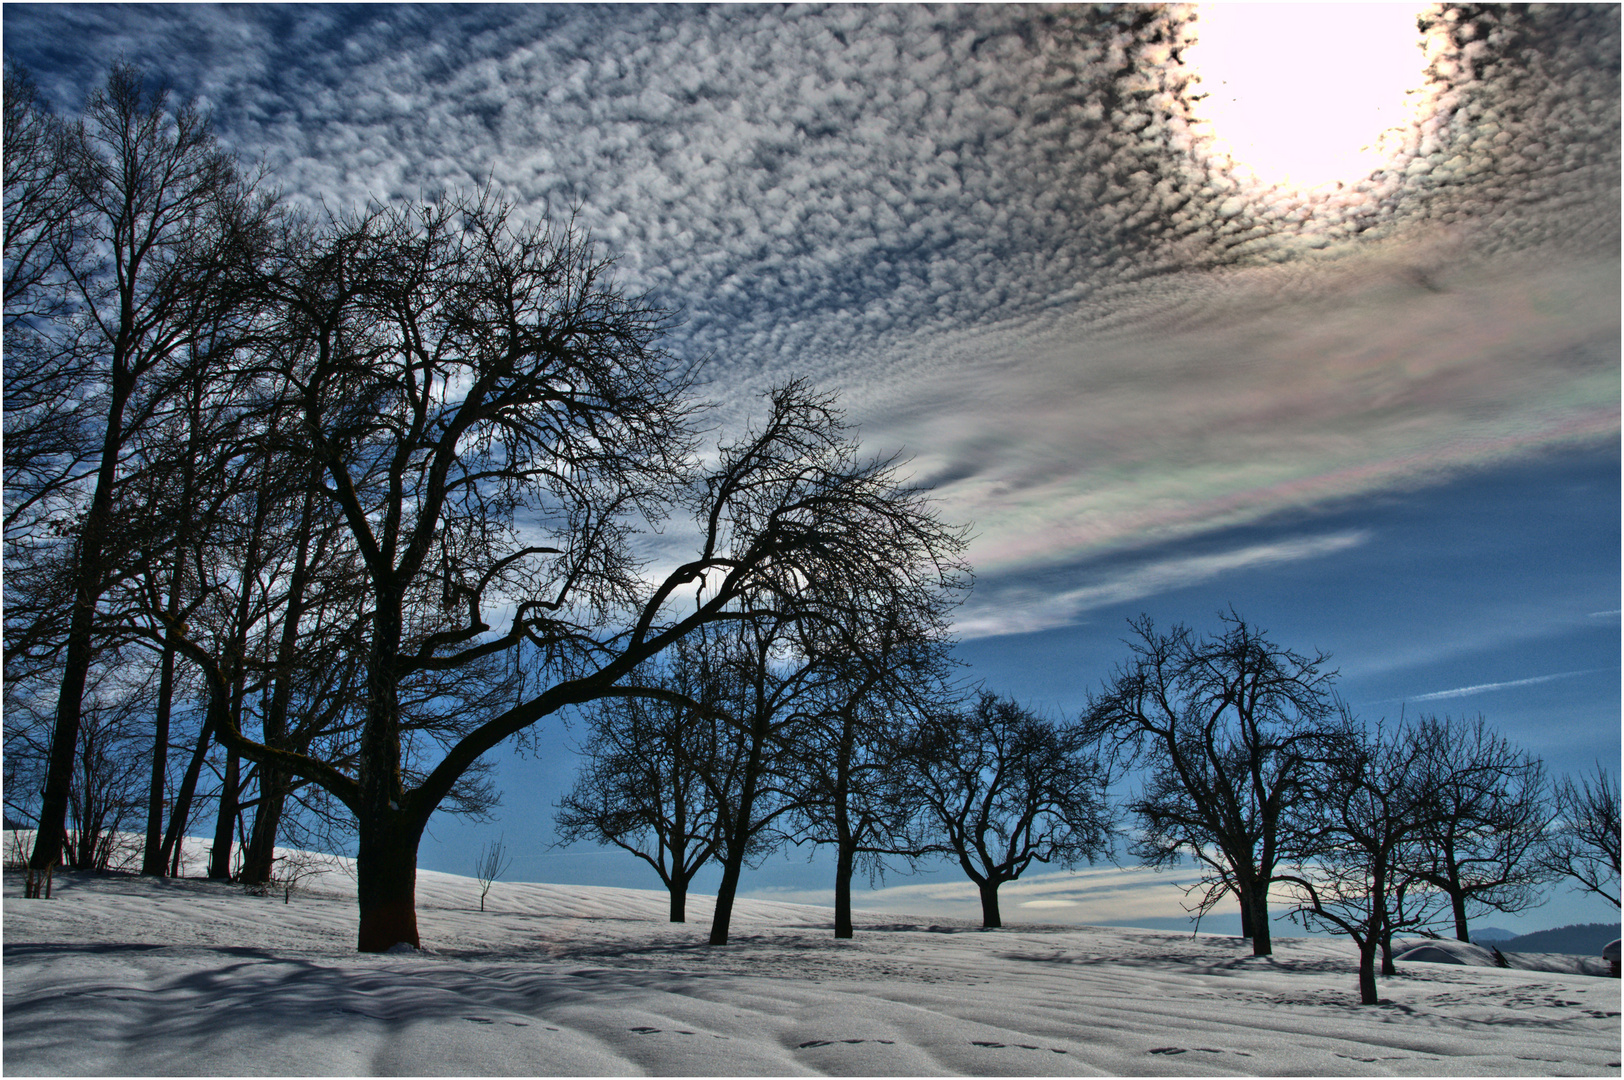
left=1451, top=889, right=1470, bottom=943
left=239, top=778, right=287, bottom=886
left=1239, top=889, right=1254, bottom=938
left=1358, top=940, right=1379, bottom=1005
left=709, top=843, right=747, bottom=946
left=978, top=879, right=1003, bottom=929
left=32, top=602, right=96, bottom=873
left=356, top=815, right=425, bottom=952
left=141, top=639, right=178, bottom=875
left=834, top=836, right=856, bottom=939
left=669, top=882, right=687, bottom=923
left=208, top=748, right=239, bottom=879
left=1245, top=880, right=1272, bottom=956
left=31, top=373, right=131, bottom=874
left=1380, top=931, right=1395, bottom=976
left=161, top=712, right=216, bottom=876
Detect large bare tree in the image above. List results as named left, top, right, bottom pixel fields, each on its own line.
left=1404, top=714, right=1553, bottom=941
left=555, top=643, right=745, bottom=923
left=157, top=189, right=966, bottom=950
left=1279, top=718, right=1440, bottom=1006
left=1083, top=612, right=1348, bottom=956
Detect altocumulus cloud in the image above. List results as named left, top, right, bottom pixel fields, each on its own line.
left=7, top=5, right=1616, bottom=632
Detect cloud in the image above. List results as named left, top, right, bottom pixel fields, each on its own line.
left=1407, top=668, right=1606, bottom=703
left=956, top=531, right=1370, bottom=639
left=5, top=4, right=1615, bottom=620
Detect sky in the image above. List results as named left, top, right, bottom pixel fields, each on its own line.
left=5, top=4, right=1617, bottom=936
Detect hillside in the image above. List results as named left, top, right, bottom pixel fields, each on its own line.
left=1502, top=923, right=1622, bottom=957
left=3, top=846, right=1620, bottom=1076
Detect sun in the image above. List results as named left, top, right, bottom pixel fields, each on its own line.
left=1185, top=4, right=1431, bottom=191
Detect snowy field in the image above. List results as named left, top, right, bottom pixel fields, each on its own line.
left=3, top=847, right=1620, bottom=1076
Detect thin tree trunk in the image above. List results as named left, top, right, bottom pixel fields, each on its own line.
left=834, top=835, right=855, bottom=939
left=208, top=747, right=239, bottom=879
left=141, top=638, right=178, bottom=875
left=31, top=375, right=132, bottom=873
left=979, top=879, right=1003, bottom=929
left=240, top=779, right=286, bottom=886
left=1451, top=889, right=1470, bottom=943
left=161, top=711, right=215, bottom=876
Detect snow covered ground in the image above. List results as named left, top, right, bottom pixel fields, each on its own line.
left=4, top=847, right=1620, bottom=1076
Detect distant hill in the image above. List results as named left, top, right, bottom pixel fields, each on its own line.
left=1468, top=927, right=1516, bottom=944
left=1501, top=923, right=1621, bottom=956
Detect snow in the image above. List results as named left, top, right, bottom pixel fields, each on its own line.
left=4, top=845, right=1620, bottom=1076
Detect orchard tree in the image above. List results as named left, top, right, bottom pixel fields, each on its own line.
left=555, top=643, right=745, bottom=923
left=1540, top=763, right=1620, bottom=908
left=911, top=693, right=1112, bottom=929
left=1083, top=612, right=1348, bottom=955
left=159, top=189, right=967, bottom=951
left=1280, top=719, right=1440, bottom=1006
left=792, top=605, right=957, bottom=938
left=1404, top=714, right=1553, bottom=941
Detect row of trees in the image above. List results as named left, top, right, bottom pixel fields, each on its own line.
left=558, top=661, right=1111, bottom=940
left=1084, top=613, right=1618, bottom=1004
left=556, top=608, right=1617, bottom=1006
left=3, top=63, right=971, bottom=951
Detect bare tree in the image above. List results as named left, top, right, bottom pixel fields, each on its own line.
left=7, top=64, right=275, bottom=877
left=1540, top=763, right=1620, bottom=908
left=1082, top=612, right=1347, bottom=955
left=1279, top=719, right=1442, bottom=1006
left=1403, top=714, right=1553, bottom=941
left=474, top=835, right=511, bottom=913
left=791, top=607, right=957, bottom=938
left=153, top=185, right=967, bottom=951
left=911, top=693, right=1112, bottom=929
left=555, top=646, right=741, bottom=923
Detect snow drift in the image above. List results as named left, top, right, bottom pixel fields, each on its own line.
left=3, top=850, right=1619, bottom=1076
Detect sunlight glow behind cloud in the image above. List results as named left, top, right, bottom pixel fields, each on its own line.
left=1189, top=4, right=1432, bottom=190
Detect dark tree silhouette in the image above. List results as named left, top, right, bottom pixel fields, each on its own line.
left=555, top=643, right=745, bottom=923
left=154, top=186, right=966, bottom=950
left=911, top=693, right=1112, bottom=929
left=697, top=615, right=821, bottom=947
left=1540, top=763, right=1620, bottom=908
left=1280, top=719, right=1440, bottom=1006
left=1404, top=714, right=1553, bottom=941
left=1083, top=612, right=1346, bottom=955
left=3, top=64, right=275, bottom=877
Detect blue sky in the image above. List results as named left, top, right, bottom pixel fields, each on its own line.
left=7, top=4, right=1616, bottom=935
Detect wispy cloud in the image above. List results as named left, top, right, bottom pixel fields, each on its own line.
left=1407, top=669, right=1605, bottom=703
left=6, top=5, right=1615, bottom=619
left=956, top=531, right=1369, bottom=639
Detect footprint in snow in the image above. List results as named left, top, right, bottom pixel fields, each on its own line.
left=629, top=1028, right=723, bottom=1039
left=797, top=1039, right=896, bottom=1049
left=1150, top=1047, right=1226, bottom=1056
left=971, top=1040, right=1067, bottom=1054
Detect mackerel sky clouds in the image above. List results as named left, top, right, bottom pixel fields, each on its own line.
left=7, top=4, right=1617, bottom=928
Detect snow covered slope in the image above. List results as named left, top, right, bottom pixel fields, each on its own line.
left=4, top=856, right=1619, bottom=1076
